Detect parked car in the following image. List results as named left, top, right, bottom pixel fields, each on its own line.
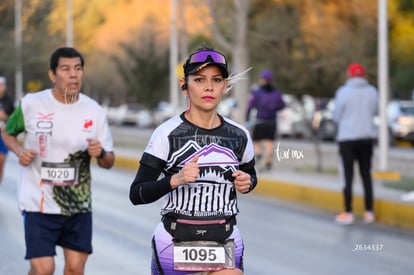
left=277, top=94, right=310, bottom=138
left=217, top=96, right=237, bottom=119
left=387, top=100, right=414, bottom=144
left=112, top=103, right=153, bottom=128
left=102, top=104, right=120, bottom=125
left=312, top=98, right=337, bottom=141
left=153, top=101, right=179, bottom=126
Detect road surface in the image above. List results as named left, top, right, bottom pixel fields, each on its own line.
left=1, top=154, right=414, bottom=274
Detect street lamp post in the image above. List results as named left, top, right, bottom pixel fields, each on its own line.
left=378, top=0, right=389, bottom=172
left=169, top=0, right=179, bottom=108
left=66, top=0, right=74, bottom=47
left=375, top=0, right=400, bottom=181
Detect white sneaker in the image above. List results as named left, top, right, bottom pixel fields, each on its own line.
left=401, top=191, right=414, bottom=202
left=335, top=212, right=354, bottom=225
left=363, top=211, right=375, bottom=223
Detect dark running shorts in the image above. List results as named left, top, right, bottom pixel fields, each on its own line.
left=23, top=211, right=92, bottom=259
left=252, top=121, right=277, bottom=141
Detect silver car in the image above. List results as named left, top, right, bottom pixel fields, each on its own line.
left=311, top=98, right=337, bottom=141
left=113, top=103, right=153, bottom=128
left=277, top=94, right=310, bottom=138
left=387, top=100, right=414, bottom=143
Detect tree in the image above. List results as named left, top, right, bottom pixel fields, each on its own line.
left=0, top=0, right=64, bottom=97
left=112, top=15, right=169, bottom=109
left=2, top=0, right=414, bottom=106
left=205, top=0, right=250, bottom=124
left=389, top=0, right=414, bottom=97
left=248, top=0, right=301, bottom=93
left=0, top=0, right=16, bottom=95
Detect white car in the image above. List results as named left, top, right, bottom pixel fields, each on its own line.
left=112, top=104, right=153, bottom=128
left=153, top=101, right=180, bottom=126
left=387, top=100, right=414, bottom=143
left=102, top=104, right=120, bottom=125
left=312, top=98, right=337, bottom=140
left=277, top=94, right=310, bottom=138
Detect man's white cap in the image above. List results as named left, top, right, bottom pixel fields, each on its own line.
left=0, top=76, right=6, bottom=84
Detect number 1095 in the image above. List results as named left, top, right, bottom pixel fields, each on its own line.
left=174, top=246, right=225, bottom=263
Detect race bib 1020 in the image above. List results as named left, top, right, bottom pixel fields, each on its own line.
left=40, top=161, right=80, bottom=186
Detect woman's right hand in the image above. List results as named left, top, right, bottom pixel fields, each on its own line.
left=171, top=155, right=199, bottom=189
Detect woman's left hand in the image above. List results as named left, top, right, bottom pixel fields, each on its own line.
left=232, top=170, right=252, bottom=193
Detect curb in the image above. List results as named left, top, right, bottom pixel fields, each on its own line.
left=255, top=178, right=414, bottom=229
left=114, top=156, right=414, bottom=230
left=373, top=170, right=401, bottom=181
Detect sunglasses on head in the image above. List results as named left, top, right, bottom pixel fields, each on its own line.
left=188, top=50, right=227, bottom=66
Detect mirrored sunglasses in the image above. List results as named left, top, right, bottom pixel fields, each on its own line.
left=188, top=50, right=227, bottom=66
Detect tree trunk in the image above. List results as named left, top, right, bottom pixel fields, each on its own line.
left=207, top=0, right=250, bottom=124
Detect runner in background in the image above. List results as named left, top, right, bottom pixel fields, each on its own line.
left=0, top=76, right=15, bottom=184
left=2, top=47, right=115, bottom=275
left=246, top=69, right=285, bottom=171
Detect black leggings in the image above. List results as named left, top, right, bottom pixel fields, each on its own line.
left=339, top=139, right=374, bottom=212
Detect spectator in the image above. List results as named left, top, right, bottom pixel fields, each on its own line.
left=0, top=76, right=15, bottom=184
left=246, top=69, right=285, bottom=171
left=333, top=63, right=378, bottom=225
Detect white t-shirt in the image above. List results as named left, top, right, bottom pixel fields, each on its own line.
left=6, top=89, right=113, bottom=215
